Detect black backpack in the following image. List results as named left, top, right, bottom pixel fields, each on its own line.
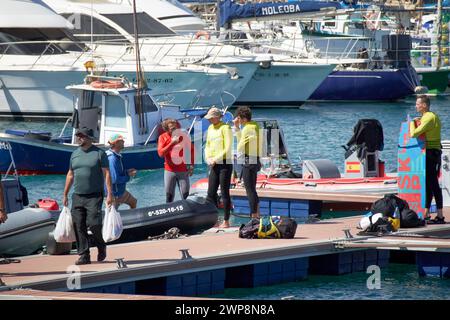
left=239, top=218, right=260, bottom=239
left=276, top=218, right=297, bottom=239
left=370, top=194, right=408, bottom=218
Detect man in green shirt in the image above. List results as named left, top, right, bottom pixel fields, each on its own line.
left=410, top=95, right=445, bottom=224
left=234, top=106, right=262, bottom=219
left=63, top=127, right=114, bottom=265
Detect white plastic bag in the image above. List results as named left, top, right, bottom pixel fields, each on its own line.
left=53, top=206, right=76, bottom=243
left=102, top=205, right=123, bottom=243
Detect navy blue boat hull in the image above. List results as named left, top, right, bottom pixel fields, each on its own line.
left=0, top=134, right=163, bottom=174
left=309, top=68, right=419, bottom=101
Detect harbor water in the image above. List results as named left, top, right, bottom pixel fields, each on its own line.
left=1, top=98, right=450, bottom=299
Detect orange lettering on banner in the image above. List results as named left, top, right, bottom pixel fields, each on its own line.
left=398, top=158, right=411, bottom=172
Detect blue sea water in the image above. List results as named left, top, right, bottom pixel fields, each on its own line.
left=1, top=97, right=450, bottom=299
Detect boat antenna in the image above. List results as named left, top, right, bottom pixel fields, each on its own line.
left=132, top=0, right=148, bottom=134
left=91, top=0, right=94, bottom=62
left=436, top=0, right=443, bottom=71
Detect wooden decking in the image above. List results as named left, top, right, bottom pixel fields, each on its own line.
left=1, top=209, right=449, bottom=297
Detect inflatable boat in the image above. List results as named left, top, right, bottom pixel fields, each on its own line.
left=0, top=208, right=55, bottom=257
left=46, top=196, right=218, bottom=255
left=111, top=196, right=218, bottom=244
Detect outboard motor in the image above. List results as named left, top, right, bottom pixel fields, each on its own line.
left=1, top=178, right=24, bottom=213
left=344, top=119, right=384, bottom=178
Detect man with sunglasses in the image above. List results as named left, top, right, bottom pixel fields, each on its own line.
left=63, top=127, right=113, bottom=265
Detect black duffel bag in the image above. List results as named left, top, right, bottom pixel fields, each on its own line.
left=371, top=194, right=409, bottom=218
left=400, top=208, right=425, bottom=228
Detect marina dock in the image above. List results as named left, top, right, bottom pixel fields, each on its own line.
left=1, top=209, right=449, bottom=298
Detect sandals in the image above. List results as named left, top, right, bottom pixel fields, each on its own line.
left=426, top=216, right=446, bottom=225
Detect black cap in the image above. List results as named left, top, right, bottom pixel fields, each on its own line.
left=75, top=127, right=94, bottom=139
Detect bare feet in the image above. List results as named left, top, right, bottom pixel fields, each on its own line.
left=219, top=220, right=230, bottom=228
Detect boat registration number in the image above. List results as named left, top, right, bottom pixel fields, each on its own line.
left=147, top=205, right=184, bottom=217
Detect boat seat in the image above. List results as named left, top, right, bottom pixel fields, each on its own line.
left=302, top=159, right=341, bottom=179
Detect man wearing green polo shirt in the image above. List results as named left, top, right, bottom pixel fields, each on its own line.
left=63, top=127, right=113, bottom=265
left=410, top=95, right=445, bottom=224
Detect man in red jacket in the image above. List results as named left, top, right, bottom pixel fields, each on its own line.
left=158, top=118, right=194, bottom=203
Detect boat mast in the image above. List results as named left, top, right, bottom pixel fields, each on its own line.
left=436, top=0, right=443, bottom=71
left=132, top=0, right=148, bottom=134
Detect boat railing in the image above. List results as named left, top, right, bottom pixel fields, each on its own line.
left=191, top=90, right=236, bottom=110
left=59, top=117, right=73, bottom=138
left=152, top=89, right=198, bottom=107
left=1, top=142, right=19, bottom=180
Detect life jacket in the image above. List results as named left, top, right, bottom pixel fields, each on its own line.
left=257, top=216, right=281, bottom=239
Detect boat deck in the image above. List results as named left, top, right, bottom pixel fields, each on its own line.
left=1, top=209, right=449, bottom=294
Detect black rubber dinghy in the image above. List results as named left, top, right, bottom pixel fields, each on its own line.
left=112, top=196, right=218, bottom=244
left=46, top=196, right=218, bottom=255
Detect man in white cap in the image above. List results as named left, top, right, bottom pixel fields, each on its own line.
left=204, top=107, right=233, bottom=228
left=106, top=134, right=137, bottom=209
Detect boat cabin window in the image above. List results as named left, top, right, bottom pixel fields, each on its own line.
left=105, top=95, right=127, bottom=128
left=324, top=17, right=336, bottom=28
left=134, top=94, right=159, bottom=114
left=0, top=28, right=85, bottom=55
left=72, top=91, right=102, bottom=141
left=141, top=94, right=159, bottom=113
left=80, top=91, right=102, bottom=110
left=62, top=14, right=129, bottom=44
left=104, top=13, right=176, bottom=37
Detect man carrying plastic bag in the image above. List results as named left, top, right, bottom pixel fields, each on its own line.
left=62, top=128, right=114, bottom=265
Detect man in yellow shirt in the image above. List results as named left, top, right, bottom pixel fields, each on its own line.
left=234, top=106, right=262, bottom=219
left=204, top=107, right=233, bottom=228
left=410, top=95, right=444, bottom=224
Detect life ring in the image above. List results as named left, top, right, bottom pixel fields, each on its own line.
left=90, top=80, right=125, bottom=89
left=194, top=30, right=210, bottom=40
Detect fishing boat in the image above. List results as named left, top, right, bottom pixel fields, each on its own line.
left=0, top=74, right=208, bottom=174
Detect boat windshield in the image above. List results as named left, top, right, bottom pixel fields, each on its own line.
left=0, top=28, right=87, bottom=55
left=62, top=14, right=129, bottom=44
left=104, top=13, right=176, bottom=38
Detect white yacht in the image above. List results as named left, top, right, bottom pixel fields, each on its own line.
left=42, top=0, right=335, bottom=106
left=134, top=0, right=206, bottom=33
left=0, top=0, right=234, bottom=118
left=42, top=0, right=262, bottom=106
